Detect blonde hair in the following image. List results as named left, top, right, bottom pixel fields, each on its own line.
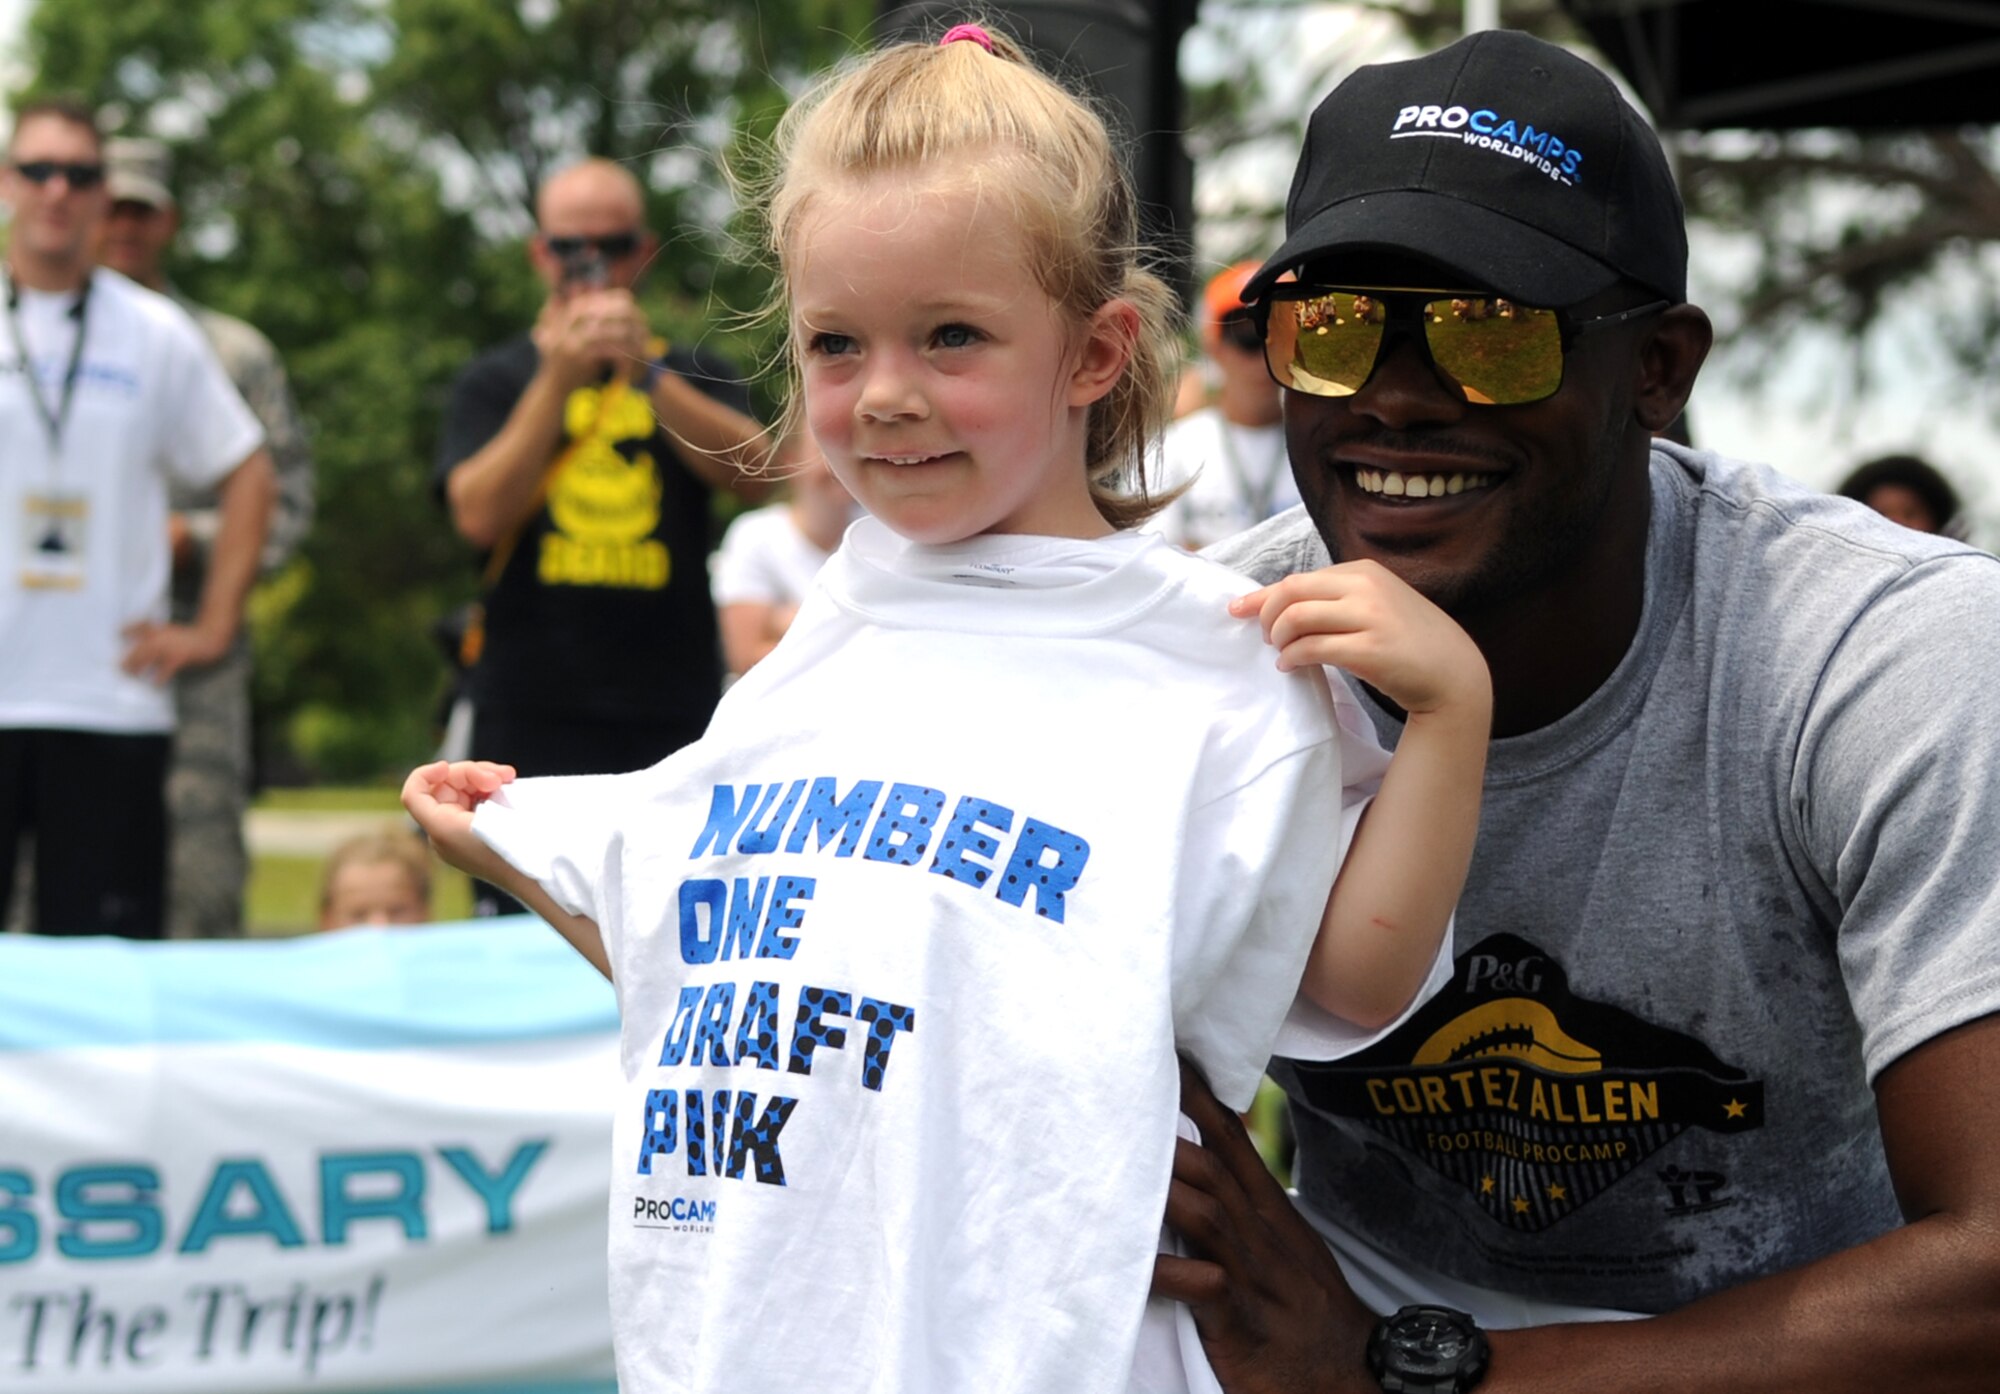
left=319, top=828, right=432, bottom=911
left=758, top=24, right=1182, bottom=528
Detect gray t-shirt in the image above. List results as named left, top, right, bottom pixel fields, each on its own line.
left=1210, top=442, right=2000, bottom=1314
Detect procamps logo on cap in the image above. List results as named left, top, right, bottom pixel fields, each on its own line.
left=1390, top=103, right=1585, bottom=187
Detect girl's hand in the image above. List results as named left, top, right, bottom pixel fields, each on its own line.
left=401, top=760, right=517, bottom=875
left=1228, top=560, right=1490, bottom=718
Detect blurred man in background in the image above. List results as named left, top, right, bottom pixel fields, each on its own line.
left=1835, top=452, right=1968, bottom=539
left=436, top=156, right=768, bottom=916
left=1, top=99, right=274, bottom=937
left=98, top=135, right=316, bottom=938
left=1148, top=260, right=1298, bottom=549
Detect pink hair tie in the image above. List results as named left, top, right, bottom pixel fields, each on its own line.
left=939, top=23, right=994, bottom=53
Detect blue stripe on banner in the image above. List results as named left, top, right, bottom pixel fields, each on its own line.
left=0, top=917, right=618, bottom=1051
left=406, top=1376, right=616, bottom=1384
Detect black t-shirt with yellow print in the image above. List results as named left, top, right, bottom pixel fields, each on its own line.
left=436, top=333, right=751, bottom=727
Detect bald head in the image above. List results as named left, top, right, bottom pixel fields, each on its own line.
left=530, top=157, right=656, bottom=294
left=537, top=158, right=644, bottom=227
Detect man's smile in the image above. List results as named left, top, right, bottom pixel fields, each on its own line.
left=1353, top=468, right=1502, bottom=500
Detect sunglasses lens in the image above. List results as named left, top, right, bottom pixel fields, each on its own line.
left=596, top=233, right=637, bottom=259
left=1266, top=292, right=1386, bottom=398
left=1264, top=290, right=1568, bottom=405
left=1422, top=298, right=1563, bottom=405
left=15, top=161, right=103, bottom=188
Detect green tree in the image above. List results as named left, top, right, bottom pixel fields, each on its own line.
left=13, top=0, right=869, bottom=782
left=1179, top=0, right=1576, bottom=265
left=1675, top=126, right=2000, bottom=407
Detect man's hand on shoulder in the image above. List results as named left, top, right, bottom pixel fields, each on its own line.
left=1156, top=1058, right=1379, bottom=1394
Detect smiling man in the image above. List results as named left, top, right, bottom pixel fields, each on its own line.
left=1158, top=29, right=2000, bottom=1394
left=0, top=98, right=274, bottom=938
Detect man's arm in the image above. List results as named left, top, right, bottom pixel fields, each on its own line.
left=1161, top=1018, right=2000, bottom=1394
left=444, top=362, right=576, bottom=550
left=718, top=599, right=798, bottom=676
left=175, top=317, right=315, bottom=576
left=124, top=448, right=277, bottom=682
left=647, top=366, right=774, bottom=499
left=235, top=335, right=315, bottom=572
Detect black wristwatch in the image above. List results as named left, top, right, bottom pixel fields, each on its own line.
left=1366, top=1304, right=1491, bottom=1393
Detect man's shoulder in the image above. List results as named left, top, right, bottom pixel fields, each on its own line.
left=1161, top=405, right=1222, bottom=444
left=1657, top=443, right=1994, bottom=596
left=1653, top=442, right=2000, bottom=699
left=181, top=298, right=281, bottom=372
left=93, top=269, right=210, bottom=354
left=1199, top=504, right=1330, bottom=584
left=717, top=502, right=794, bottom=549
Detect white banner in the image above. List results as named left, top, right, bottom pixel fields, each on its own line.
left=0, top=920, right=619, bottom=1394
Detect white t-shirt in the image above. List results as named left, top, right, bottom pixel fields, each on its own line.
left=0, top=270, right=264, bottom=733
left=476, top=519, right=1428, bottom=1394
left=1147, top=407, right=1297, bottom=551
left=709, top=502, right=835, bottom=607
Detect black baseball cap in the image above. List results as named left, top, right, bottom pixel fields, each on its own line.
left=1246, top=30, right=1686, bottom=308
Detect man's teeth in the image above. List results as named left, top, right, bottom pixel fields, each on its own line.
left=1354, top=469, right=1497, bottom=499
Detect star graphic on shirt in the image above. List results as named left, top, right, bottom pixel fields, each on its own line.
left=1480, top=1176, right=1496, bottom=1195
left=1512, top=1195, right=1531, bottom=1215
left=1546, top=1183, right=1567, bottom=1202
left=1724, top=1099, right=1748, bottom=1119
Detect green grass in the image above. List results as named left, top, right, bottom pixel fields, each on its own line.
left=257, top=785, right=407, bottom=812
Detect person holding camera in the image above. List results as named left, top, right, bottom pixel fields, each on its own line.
left=435, top=156, right=768, bottom=916
left=1148, top=259, right=1298, bottom=550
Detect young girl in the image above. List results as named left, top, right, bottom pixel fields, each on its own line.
left=404, top=25, right=1490, bottom=1394
left=317, top=827, right=433, bottom=930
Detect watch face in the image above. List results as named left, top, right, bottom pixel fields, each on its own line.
left=1388, top=1311, right=1472, bottom=1375
left=1372, top=1305, right=1490, bottom=1390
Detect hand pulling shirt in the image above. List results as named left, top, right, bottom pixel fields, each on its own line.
left=1212, top=443, right=2000, bottom=1316
left=476, top=519, right=1398, bottom=1393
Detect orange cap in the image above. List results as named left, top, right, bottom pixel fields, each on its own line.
left=1200, top=259, right=1263, bottom=346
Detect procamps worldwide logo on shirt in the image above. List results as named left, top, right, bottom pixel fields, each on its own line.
left=1389, top=103, right=1585, bottom=186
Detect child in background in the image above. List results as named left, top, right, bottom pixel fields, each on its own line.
left=710, top=430, right=855, bottom=676
left=317, top=828, right=432, bottom=929
left=404, top=24, right=1489, bottom=1394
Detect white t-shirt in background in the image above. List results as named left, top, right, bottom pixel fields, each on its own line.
left=1147, top=408, right=1297, bottom=551
left=709, top=502, right=836, bottom=609
left=0, top=270, right=263, bottom=733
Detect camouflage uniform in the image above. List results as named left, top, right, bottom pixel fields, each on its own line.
left=164, top=296, right=314, bottom=938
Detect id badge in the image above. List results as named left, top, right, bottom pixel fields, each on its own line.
left=19, top=491, right=88, bottom=591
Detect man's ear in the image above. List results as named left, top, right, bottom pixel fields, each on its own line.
left=1069, top=298, right=1140, bottom=408
left=527, top=234, right=558, bottom=288
left=1634, top=304, right=1712, bottom=434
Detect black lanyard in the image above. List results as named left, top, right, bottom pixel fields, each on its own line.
left=3, top=271, right=93, bottom=457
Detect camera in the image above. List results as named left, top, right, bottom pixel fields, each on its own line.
left=557, top=243, right=610, bottom=290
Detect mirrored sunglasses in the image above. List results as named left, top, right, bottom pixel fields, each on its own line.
left=11, top=160, right=106, bottom=190
left=1257, top=286, right=1668, bottom=406
left=544, top=231, right=640, bottom=260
